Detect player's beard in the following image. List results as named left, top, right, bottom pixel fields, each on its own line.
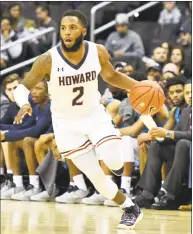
left=61, top=33, right=84, bottom=52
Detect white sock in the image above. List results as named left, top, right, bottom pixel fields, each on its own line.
left=105, top=175, right=113, bottom=180
left=7, top=169, right=13, bottom=174
left=29, top=175, right=40, bottom=189
left=70, top=181, right=74, bottom=186
left=120, top=196, right=135, bottom=209
left=73, top=174, right=87, bottom=191
left=160, top=181, right=167, bottom=194
left=0, top=167, right=4, bottom=175
left=13, top=175, right=24, bottom=188
left=121, top=176, right=131, bottom=194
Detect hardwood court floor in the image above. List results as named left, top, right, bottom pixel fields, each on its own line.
left=1, top=200, right=191, bottom=234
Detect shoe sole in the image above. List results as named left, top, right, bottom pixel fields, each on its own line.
left=30, top=198, right=55, bottom=202
left=82, top=200, right=105, bottom=205
left=11, top=197, right=30, bottom=201
left=55, top=198, right=82, bottom=204
left=117, top=212, right=143, bottom=230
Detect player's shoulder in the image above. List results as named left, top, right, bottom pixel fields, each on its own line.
left=94, top=43, right=110, bottom=63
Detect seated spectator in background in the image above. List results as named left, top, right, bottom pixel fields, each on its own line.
left=0, top=74, right=35, bottom=196
left=158, top=2, right=181, bottom=25
left=0, top=80, right=51, bottom=200
left=0, top=74, right=35, bottom=130
left=0, top=74, right=21, bottom=120
left=161, top=42, right=175, bottom=61
left=176, top=26, right=192, bottom=77
left=0, top=17, right=24, bottom=69
left=151, top=46, right=168, bottom=70
left=135, top=81, right=191, bottom=210
left=138, top=76, right=187, bottom=178
left=105, top=13, right=144, bottom=58
left=7, top=3, right=35, bottom=36
left=170, top=46, right=186, bottom=75
left=147, top=65, right=162, bottom=82
left=159, top=63, right=180, bottom=88
left=29, top=4, right=57, bottom=56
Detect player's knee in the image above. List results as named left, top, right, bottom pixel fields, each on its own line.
left=23, top=137, right=35, bottom=147
left=34, top=140, right=42, bottom=152
left=96, top=140, right=124, bottom=170
left=90, top=174, right=118, bottom=200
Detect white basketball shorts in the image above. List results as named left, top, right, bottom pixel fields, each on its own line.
left=52, top=104, right=121, bottom=159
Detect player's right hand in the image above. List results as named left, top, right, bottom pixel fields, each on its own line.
left=14, top=103, right=32, bottom=124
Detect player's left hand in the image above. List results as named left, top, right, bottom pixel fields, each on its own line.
left=137, top=133, right=152, bottom=146
left=149, top=127, right=167, bottom=139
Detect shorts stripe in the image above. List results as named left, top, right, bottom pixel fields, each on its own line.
left=95, top=135, right=122, bottom=148
left=60, top=140, right=92, bottom=158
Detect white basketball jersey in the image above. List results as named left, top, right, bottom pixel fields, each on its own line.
left=48, top=41, right=101, bottom=118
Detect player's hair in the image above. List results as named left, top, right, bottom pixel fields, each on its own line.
left=0, top=16, right=11, bottom=23
left=36, top=4, right=50, bottom=16
left=2, top=73, right=21, bottom=90
left=8, top=3, right=21, bottom=12
left=165, top=76, right=186, bottom=90
left=62, top=10, right=88, bottom=28
left=129, top=72, right=147, bottom=81
left=41, top=79, right=48, bottom=93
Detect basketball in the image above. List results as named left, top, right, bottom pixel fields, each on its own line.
left=130, top=80, right=166, bottom=115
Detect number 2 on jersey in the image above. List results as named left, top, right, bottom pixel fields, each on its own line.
left=72, top=86, right=84, bottom=106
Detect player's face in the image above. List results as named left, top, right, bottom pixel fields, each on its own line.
left=170, top=49, right=183, bottom=65
left=153, top=47, right=167, bottom=63
left=60, top=16, right=86, bottom=52
left=184, top=84, right=192, bottom=105
left=31, top=82, right=48, bottom=104
left=164, top=2, right=175, bottom=12
left=9, top=5, right=21, bottom=19
left=1, top=19, right=12, bottom=32
left=5, top=80, right=19, bottom=102
left=116, top=24, right=128, bottom=36
left=179, top=32, right=191, bottom=46
left=36, top=8, right=48, bottom=21
left=168, top=84, right=184, bottom=106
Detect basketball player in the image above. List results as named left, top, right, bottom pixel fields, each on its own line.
left=13, top=10, right=143, bottom=229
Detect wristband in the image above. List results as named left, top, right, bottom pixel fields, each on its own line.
left=13, top=84, right=30, bottom=108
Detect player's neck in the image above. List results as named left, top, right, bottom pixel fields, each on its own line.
left=60, top=42, right=85, bottom=61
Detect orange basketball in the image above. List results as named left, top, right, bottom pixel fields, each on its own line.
left=130, top=80, right=166, bottom=115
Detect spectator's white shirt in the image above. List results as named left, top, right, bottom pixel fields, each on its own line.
left=1, top=30, right=23, bottom=60
left=158, top=6, right=181, bottom=25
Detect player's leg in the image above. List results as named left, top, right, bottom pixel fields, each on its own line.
left=1, top=141, right=25, bottom=199
left=71, top=149, right=143, bottom=229
left=1, top=142, right=13, bottom=181
left=0, top=142, right=5, bottom=183
left=34, top=139, right=49, bottom=165
left=31, top=139, right=57, bottom=202
left=11, top=137, right=42, bottom=201
left=82, top=160, right=111, bottom=205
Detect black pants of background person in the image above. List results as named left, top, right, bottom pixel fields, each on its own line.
left=138, top=139, right=191, bottom=198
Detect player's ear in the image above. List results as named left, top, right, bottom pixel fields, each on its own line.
left=83, top=28, right=87, bottom=37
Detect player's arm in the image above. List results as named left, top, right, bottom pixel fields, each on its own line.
left=163, top=107, right=176, bottom=130
left=106, top=99, right=121, bottom=118
left=97, top=44, right=138, bottom=91
left=13, top=52, right=51, bottom=124
left=119, top=119, right=145, bottom=137
left=154, top=104, right=169, bottom=125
